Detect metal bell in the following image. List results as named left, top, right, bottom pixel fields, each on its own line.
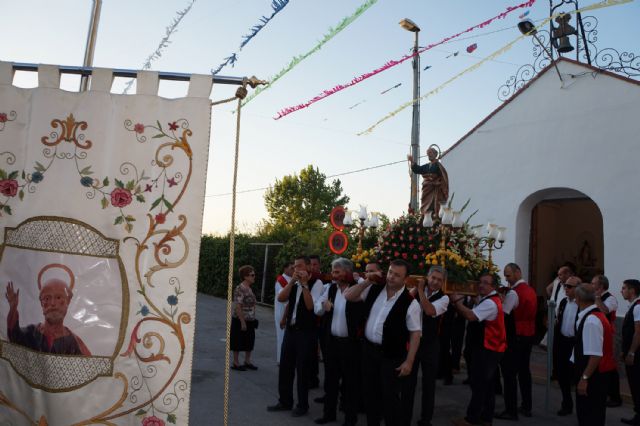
left=555, top=36, right=574, bottom=53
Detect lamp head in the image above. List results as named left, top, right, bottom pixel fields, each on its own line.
left=399, top=18, right=420, bottom=32
left=518, top=19, right=537, bottom=36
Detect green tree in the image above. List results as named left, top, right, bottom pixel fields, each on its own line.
left=259, top=165, right=349, bottom=270
left=261, top=165, right=349, bottom=233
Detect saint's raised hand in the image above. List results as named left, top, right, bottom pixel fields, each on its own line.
left=5, top=281, right=19, bottom=310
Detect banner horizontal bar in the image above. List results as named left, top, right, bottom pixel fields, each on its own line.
left=10, top=62, right=245, bottom=85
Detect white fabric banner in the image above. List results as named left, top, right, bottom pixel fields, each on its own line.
left=0, top=64, right=212, bottom=425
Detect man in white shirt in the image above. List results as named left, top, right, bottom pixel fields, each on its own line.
left=267, top=255, right=324, bottom=417
left=591, top=274, right=622, bottom=407
left=553, top=276, right=580, bottom=416
left=313, top=258, right=362, bottom=426
left=495, top=283, right=519, bottom=420
left=451, top=271, right=506, bottom=426
left=344, top=259, right=422, bottom=426
left=274, top=262, right=294, bottom=364
left=546, top=264, right=575, bottom=303
left=412, top=265, right=449, bottom=426
left=572, top=284, right=616, bottom=426
left=620, top=279, right=640, bottom=426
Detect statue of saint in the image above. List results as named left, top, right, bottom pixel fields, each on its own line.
left=407, top=145, right=449, bottom=217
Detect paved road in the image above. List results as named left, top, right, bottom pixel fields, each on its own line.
left=189, top=293, right=634, bottom=425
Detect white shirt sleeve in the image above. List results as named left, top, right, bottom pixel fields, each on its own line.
left=359, top=283, right=373, bottom=302
left=582, top=316, right=604, bottom=357
left=603, top=294, right=618, bottom=313
left=472, top=299, right=498, bottom=322
left=314, top=285, right=330, bottom=316
left=310, top=279, right=324, bottom=303
left=634, top=304, right=640, bottom=322
left=406, top=300, right=423, bottom=332
left=503, top=291, right=519, bottom=315
left=431, top=295, right=450, bottom=317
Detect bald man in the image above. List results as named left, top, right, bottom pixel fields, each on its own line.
left=5, top=280, right=91, bottom=355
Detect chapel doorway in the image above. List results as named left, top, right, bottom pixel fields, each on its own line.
left=529, top=197, right=604, bottom=295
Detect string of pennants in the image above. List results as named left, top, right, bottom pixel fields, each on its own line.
left=212, top=0, right=291, bottom=75
left=132, top=0, right=632, bottom=130
left=272, top=0, right=537, bottom=120
left=358, top=0, right=633, bottom=135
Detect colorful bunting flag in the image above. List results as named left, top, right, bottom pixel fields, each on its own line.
left=272, top=0, right=537, bottom=119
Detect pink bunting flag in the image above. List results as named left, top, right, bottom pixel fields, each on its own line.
left=273, top=0, right=537, bottom=120
left=466, top=43, right=478, bottom=53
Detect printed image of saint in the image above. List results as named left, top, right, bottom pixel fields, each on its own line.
left=4, top=264, right=91, bottom=356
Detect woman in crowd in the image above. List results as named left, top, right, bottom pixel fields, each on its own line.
left=231, top=265, right=258, bottom=371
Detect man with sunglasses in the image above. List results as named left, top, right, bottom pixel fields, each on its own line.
left=553, top=276, right=580, bottom=416
left=451, top=271, right=506, bottom=426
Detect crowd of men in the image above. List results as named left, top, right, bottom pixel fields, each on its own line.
left=263, top=255, right=640, bottom=426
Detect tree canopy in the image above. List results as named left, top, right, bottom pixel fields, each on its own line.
left=261, top=165, right=349, bottom=233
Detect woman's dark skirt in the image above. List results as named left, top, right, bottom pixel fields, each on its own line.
left=230, top=317, right=256, bottom=351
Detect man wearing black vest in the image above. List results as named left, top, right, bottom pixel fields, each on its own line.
left=313, top=258, right=363, bottom=426
left=621, top=279, right=640, bottom=425
left=411, top=265, right=449, bottom=426
left=554, top=276, right=580, bottom=416
left=572, top=283, right=616, bottom=426
left=451, top=271, right=506, bottom=426
left=344, top=259, right=422, bottom=426
left=495, top=282, right=519, bottom=420
left=591, top=274, right=623, bottom=408
left=268, top=255, right=324, bottom=417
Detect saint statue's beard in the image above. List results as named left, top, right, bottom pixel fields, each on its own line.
left=44, top=310, right=66, bottom=325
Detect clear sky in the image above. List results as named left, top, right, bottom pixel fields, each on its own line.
left=1, top=0, right=638, bottom=235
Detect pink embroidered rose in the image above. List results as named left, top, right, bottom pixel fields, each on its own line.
left=0, top=179, right=18, bottom=197
left=110, top=188, right=132, bottom=208
left=134, top=123, right=145, bottom=134
left=0, top=113, right=7, bottom=123
left=142, top=416, right=165, bottom=426
left=155, top=212, right=166, bottom=224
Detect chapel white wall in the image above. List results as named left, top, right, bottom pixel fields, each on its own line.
left=441, top=60, right=640, bottom=310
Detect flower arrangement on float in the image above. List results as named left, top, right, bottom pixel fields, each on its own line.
left=355, top=197, right=505, bottom=293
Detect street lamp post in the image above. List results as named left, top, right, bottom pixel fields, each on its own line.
left=400, top=18, right=421, bottom=213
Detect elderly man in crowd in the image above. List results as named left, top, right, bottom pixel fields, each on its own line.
left=554, top=276, right=580, bottom=416
left=313, top=258, right=363, bottom=426
left=572, top=283, right=616, bottom=426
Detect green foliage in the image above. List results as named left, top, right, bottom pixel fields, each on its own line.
left=262, top=165, right=349, bottom=234
left=197, top=233, right=282, bottom=303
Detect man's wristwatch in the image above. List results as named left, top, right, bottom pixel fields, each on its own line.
left=581, top=374, right=589, bottom=381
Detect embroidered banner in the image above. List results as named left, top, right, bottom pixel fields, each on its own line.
left=0, top=63, right=212, bottom=425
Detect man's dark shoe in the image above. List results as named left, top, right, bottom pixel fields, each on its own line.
left=621, top=417, right=640, bottom=425
left=494, top=411, right=518, bottom=420
left=292, top=406, right=309, bottom=417
left=267, top=402, right=292, bottom=412
left=314, top=416, right=336, bottom=424
left=518, top=407, right=532, bottom=418
left=556, top=408, right=572, bottom=416
left=314, top=396, right=326, bottom=403
left=607, top=399, right=622, bottom=407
